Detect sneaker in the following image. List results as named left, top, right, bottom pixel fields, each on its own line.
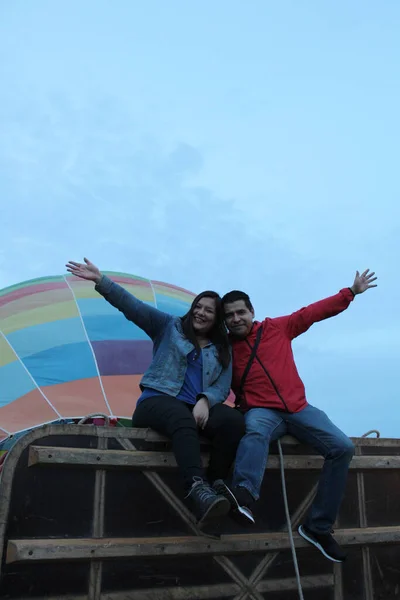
left=186, top=477, right=230, bottom=524
left=298, top=524, right=347, bottom=563
left=212, top=480, right=255, bottom=526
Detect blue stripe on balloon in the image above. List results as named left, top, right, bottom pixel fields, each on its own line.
left=153, top=296, right=191, bottom=317
left=0, top=361, right=36, bottom=406
left=7, top=318, right=88, bottom=358
left=82, top=315, right=149, bottom=342
left=76, top=297, right=156, bottom=318
left=6, top=312, right=150, bottom=357
left=22, top=342, right=98, bottom=386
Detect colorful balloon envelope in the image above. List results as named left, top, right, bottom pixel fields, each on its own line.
left=0, top=273, right=195, bottom=445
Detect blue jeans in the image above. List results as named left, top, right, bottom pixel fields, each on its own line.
left=232, top=404, right=355, bottom=533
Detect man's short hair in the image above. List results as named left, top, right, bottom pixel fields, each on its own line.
left=221, top=290, right=254, bottom=312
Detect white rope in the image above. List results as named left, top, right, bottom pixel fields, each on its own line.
left=63, top=276, right=112, bottom=416
left=78, top=413, right=111, bottom=425
left=0, top=330, right=62, bottom=420
left=277, top=439, right=304, bottom=600
left=361, top=429, right=380, bottom=438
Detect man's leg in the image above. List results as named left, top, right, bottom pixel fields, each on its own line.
left=201, top=403, right=246, bottom=484
left=232, top=408, right=287, bottom=502
left=285, top=404, right=354, bottom=562
left=285, top=404, right=355, bottom=532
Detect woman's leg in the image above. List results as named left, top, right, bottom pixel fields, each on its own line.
left=132, top=395, right=203, bottom=491
left=132, top=396, right=230, bottom=522
left=201, top=403, right=245, bottom=483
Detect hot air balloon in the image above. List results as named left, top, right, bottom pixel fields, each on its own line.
left=0, top=272, right=196, bottom=453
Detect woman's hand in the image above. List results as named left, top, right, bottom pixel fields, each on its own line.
left=192, top=396, right=209, bottom=429
left=66, top=258, right=102, bottom=284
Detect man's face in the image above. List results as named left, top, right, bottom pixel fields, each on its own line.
left=224, top=300, right=254, bottom=338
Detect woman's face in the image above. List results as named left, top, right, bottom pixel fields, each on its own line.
left=192, top=296, right=217, bottom=335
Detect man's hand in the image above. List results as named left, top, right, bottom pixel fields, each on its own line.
left=66, top=258, right=102, bottom=284
left=192, top=397, right=209, bottom=430
left=350, top=269, right=378, bottom=295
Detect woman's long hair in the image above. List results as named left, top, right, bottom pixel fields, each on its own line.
left=181, top=291, right=231, bottom=369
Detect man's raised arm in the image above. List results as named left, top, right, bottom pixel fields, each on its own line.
left=274, top=269, right=377, bottom=340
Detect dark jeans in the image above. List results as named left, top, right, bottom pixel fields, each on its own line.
left=132, top=395, right=245, bottom=491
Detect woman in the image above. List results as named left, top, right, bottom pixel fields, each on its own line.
left=66, top=258, right=245, bottom=524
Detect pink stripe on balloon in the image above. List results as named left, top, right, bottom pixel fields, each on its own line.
left=0, top=281, right=67, bottom=307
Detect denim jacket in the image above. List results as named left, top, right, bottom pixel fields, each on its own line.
left=95, top=276, right=232, bottom=407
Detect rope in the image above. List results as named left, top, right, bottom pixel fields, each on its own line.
left=277, top=428, right=381, bottom=600
left=361, top=429, right=380, bottom=438
left=277, top=439, right=304, bottom=600
left=63, top=275, right=113, bottom=416
left=78, top=413, right=111, bottom=425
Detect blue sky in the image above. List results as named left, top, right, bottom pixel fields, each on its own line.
left=1, top=1, right=399, bottom=436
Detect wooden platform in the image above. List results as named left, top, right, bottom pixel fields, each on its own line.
left=0, top=424, right=399, bottom=599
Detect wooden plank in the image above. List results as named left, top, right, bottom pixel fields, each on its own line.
left=333, top=562, right=344, bottom=600
left=136, top=431, right=400, bottom=448
left=28, top=446, right=400, bottom=470
left=28, top=446, right=209, bottom=469
left=7, top=526, right=400, bottom=564
left=88, top=435, right=107, bottom=600
left=356, top=444, right=374, bottom=600
left=103, top=575, right=334, bottom=599
left=13, top=575, right=334, bottom=600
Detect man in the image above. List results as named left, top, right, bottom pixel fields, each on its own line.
left=219, top=269, right=377, bottom=563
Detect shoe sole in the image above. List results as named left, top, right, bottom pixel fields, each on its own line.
left=214, top=483, right=255, bottom=526
left=298, top=525, right=344, bottom=563
left=198, top=496, right=230, bottom=525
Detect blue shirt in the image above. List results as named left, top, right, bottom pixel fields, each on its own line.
left=137, top=348, right=203, bottom=405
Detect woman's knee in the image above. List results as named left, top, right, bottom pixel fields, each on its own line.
left=226, top=410, right=246, bottom=440
left=132, top=398, right=196, bottom=436
left=209, top=404, right=246, bottom=439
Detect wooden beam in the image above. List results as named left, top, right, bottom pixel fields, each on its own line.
left=105, top=575, right=334, bottom=598
left=88, top=435, right=107, bottom=600
left=28, top=446, right=209, bottom=469
left=13, top=575, right=334, bottom=600
left=6, top=526, right=400, bottom=564
left=355, top=445, right=374, bottom=600
left=28, top=446, right=400, bottom=470
left=122, top=428, right=400, bottom=448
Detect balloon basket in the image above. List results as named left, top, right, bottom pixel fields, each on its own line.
left=0, top=424, right=399, bottom=599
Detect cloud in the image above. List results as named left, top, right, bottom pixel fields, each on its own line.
left=1, top=91, right=301, bottom=297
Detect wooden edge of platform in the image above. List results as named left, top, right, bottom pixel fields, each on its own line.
left=6, top=526, right=400, bottom=564
left=28, top=445, right=400, bottom=470
left=12, top=574, right=334, bottom=600
left=3, top=424, right=400, bottom=448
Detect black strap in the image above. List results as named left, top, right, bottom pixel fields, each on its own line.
left=235, top=325, right=263, bottom=408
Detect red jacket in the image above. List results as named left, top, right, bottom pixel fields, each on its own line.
left=230, top=288, right=355, bottom=413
